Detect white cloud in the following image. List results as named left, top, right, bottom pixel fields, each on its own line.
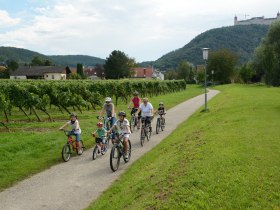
left=0, top=10, right=21, bottom=28
left=0, top=0, right=279, bottom=61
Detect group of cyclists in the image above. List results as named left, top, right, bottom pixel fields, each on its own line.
left=60, top=91, right=166, bottom=161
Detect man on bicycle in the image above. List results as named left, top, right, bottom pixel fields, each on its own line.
left=127, top=91, right=141, bottom=129
left=136, top=97, right=154, bottom=132
left=99, top=97, right=116, bottom=140
left=108, top=111, right=131, bottom=160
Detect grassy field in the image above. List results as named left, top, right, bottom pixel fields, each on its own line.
left=87, top=84, right=280, bottom=210
left=0, top=85, right=203, bottom=191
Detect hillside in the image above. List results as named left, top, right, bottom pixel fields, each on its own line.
left=151, top=24, right=269, bottom=69
left=0, top=47, right=105, bottom=66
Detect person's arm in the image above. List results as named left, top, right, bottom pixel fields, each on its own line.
left=92, top=130, right=97, bottom=137
left=108, top=124, right=116, bottom=133
left=59, top=122, right=68, bottom=130
left=127, top=99, right=133, bottom=109
left=111, top=104, right=115, bottom=117
left=126, top=124, right=131, bottom=134
left=150, top=103, right=154, bottom=116
left=135, top=107, right=141, bottom=115
left=75, top=121, right=80, bottom=131
left=99, top=106, right=105, bottom=116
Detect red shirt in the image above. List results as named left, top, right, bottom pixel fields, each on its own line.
left=132, top=97, right=140, bottom=108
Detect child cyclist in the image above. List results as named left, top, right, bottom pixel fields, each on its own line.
left=59, top=113, right=82, bottom=155
left=92, top=122, right=107, bottom=154
left=127, top=91, right=141, bottom=128
left=108, top=111, right=131, bottom=160
left=156, top=102, right=166, bottom=116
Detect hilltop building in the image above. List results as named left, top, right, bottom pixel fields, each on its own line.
left=234, top=12, right=280, bottom=25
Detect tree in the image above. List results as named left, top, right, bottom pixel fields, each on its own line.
left=104, top=50, right=134, bottom=79
left=253, top=21, right=280, bottom=86
left=31, top=56, right=44, bottom=66
left=77, top=63, right=85, bottom=79
left=6, top=59, right=19, bottom=71
left=176, top=60, right=192, bottom=82
left=207, top=48, right=238, bottom=84
left=239, top=63, right=253, bottom=83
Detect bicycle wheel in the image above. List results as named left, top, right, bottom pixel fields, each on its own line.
left=124, top=139, right=131, bottom=163
left=140, top=128, right=145, bottom=146
left=146, top=126, right=151, bottom=141
left=110, top=145, right=120, bottom=172
left=61, top=144, right=71, bottom=162
left=161, top=118, right=165, bottom=131
left=130, top=116, right=135, bottom=133
left=92, top=145, right=99, bottom=160
left=156, top=118, right=160, bottom=134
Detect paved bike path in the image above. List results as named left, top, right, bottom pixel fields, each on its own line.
left=0, top=90, right=220, bottom=210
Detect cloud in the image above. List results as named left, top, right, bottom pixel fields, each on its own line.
left=0, top=0, right=279, bottom=61
left=0, top=10, right=21, bottom=28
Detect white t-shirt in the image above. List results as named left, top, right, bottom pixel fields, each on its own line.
left=67, top=120, right=81, bottom=134
left=114, top=119, right=130, bottom=134
left=139, top=102, right=153, bottom=117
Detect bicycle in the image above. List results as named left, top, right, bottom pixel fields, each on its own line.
left=156, top=113, right=166, bottom=134
left=61, top=129, right=85, bottom=162
left=92, top=135, right=110, bottom=160
left=140, top=117, right=152, bottom=146
left=128, top=108, right=139, bottom=133
left=110, top=133, right=131, bottom=172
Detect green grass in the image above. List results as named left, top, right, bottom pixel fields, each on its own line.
left=0, top=85, right=203, bottom=191
left=86, top=84, right=280, bottom=210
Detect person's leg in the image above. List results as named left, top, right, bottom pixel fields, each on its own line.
left=75, top=133, right=82, bottom=154
left=110, top=117, right=116, bottom=140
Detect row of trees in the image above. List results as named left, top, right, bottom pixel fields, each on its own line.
left=0, top=80, right=186, bottom=123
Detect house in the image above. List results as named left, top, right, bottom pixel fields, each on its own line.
left=10, top=66, right=69, bottom=80
left=131, top=67, right=164, bottom=80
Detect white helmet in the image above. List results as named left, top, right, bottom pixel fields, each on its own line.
left=105, top=97, right=112, bottom=102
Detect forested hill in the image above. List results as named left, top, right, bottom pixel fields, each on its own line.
left=0, top=47, right=105, bottom=66
left=151, top=24, right=269, bottom=69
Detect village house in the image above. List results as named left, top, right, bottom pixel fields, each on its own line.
left=10, top=66, right=72, bottom=80
left=131, top=67, right=164, bottom=80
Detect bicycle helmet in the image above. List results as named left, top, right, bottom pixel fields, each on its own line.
left=118, top=111, right=126, bottom=117
left=159, top=102, right=164, bottom=105
left=134, top=91, right=139, bottom=96
left=70, top=112, right=77, bottom=118
left=97, top=122, right=103, bottom=127
left=105, top=97, right=112, bottom=102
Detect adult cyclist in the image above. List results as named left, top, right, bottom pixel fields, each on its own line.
left=135, top=97, right=154, bottom=132
left=99, top=97, right=116, bottom=140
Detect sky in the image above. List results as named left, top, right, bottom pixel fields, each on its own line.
left=0, top=0, right=279, bottom=62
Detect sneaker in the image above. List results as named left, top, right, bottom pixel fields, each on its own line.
left=124, top=153, right=129, bottom=159
left=78, top=149, right=83, bottom=155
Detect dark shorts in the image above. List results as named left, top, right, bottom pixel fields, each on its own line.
left=95, top=137, right=106, bottom=144
left=131, top=108, right=141, bottom=118
left=141, top=116, right=152, bottom=126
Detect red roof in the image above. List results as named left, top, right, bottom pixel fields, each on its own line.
left=131, top=67, right=153, bottom=78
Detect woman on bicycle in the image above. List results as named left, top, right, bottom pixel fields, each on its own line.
left=136, top=97, right=154, bottom=132
left=92, top=122, right=107, bottom=153
left=99, top=97, right=116, bottom=139
left=59, top=113, right=83, bottom=155
left=127, top=91, right=141, bottom=128
left=108, top=111, right=131, bottom=160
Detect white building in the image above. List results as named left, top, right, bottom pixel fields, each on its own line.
left=234, top=12, right=280, bottom=25
left=10, top=66, right=68, bottom=80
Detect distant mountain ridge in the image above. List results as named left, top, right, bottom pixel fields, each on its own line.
left=148, top=24, right=269, bottom=69
left=0, top=46, right=105, bottom=67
